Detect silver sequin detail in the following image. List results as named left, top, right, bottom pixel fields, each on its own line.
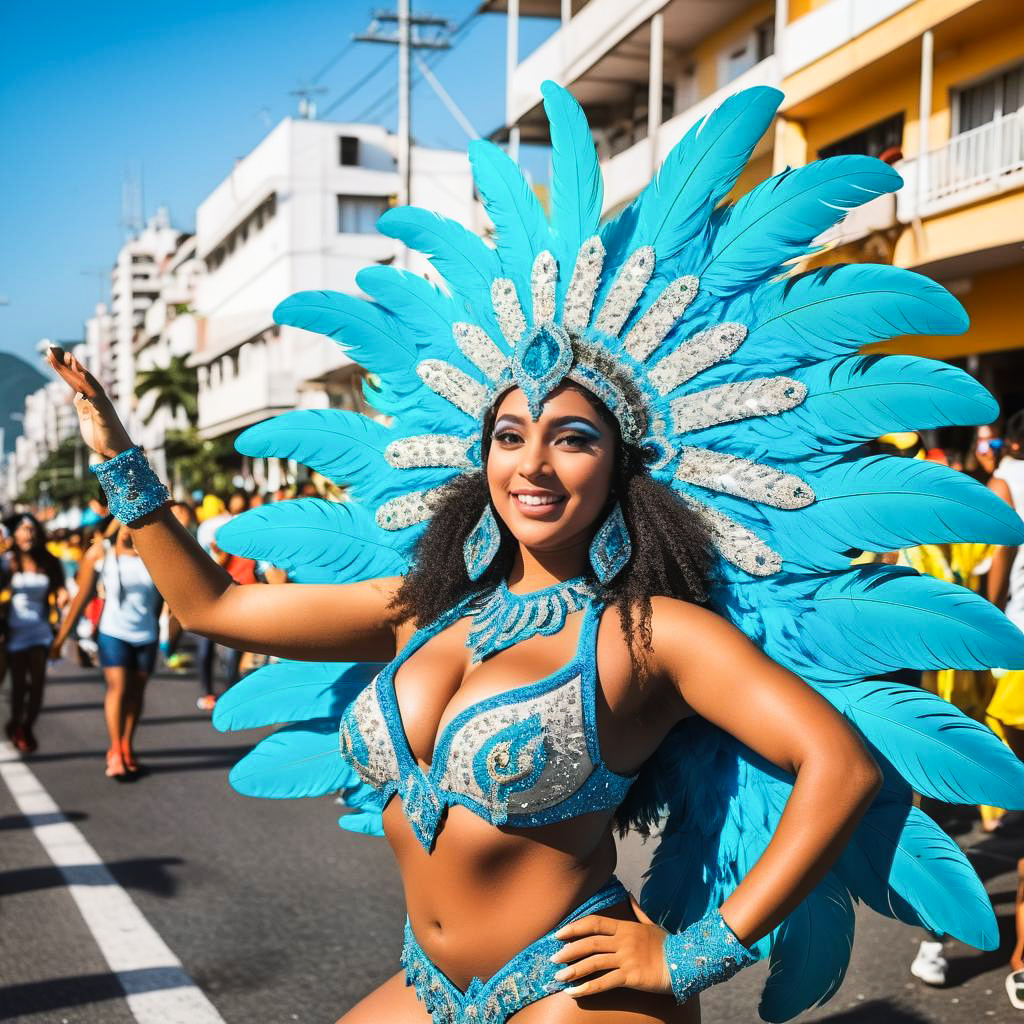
left=683, top=496, right=782, bottom=576
left=563, top=236, right=605, bottom=330
left=648, top=323, right=747, bottom=397
left=340, top=679, right=400, bottom=789
left=491, top=278, right=528, bottom=346
left=417, top=359, right=489, bottom=417
left=593, top=246, right=655, bottom=336
left=375, top=488, right=444, bottom=530
left=676, top=446, right=815, bottom=509
left=623, top=276, right=699, bottom=361
left=437, top=675, right=594, bottom=814
left=531, top=251, right=557, bottom=325
left=385, top=434, right=475, bottom=470
left=453, top=323, right=509, bottom=382
left=670, top=376, right=806, bottom=435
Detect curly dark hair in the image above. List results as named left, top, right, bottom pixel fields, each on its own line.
left=390, top=385, right=716, bottom=833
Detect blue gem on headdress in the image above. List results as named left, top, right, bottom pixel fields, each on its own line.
left=511, top=322, right=574, bottom=420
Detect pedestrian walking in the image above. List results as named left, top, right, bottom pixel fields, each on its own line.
left=51, top=522, right=163, bottom=779
left=1, top=513, right=68, bottom=753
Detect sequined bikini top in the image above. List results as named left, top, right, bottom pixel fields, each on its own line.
left=338, top=595, right=638, bottom=850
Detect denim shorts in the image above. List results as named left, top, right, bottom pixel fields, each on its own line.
left=96, top=632, right=158, bottom=674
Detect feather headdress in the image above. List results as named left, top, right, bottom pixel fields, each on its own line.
left=212, top=82, right=1024, bottom=1020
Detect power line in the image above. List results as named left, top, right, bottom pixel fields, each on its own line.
left=311, top=40, right=357, bottom=83
left=319, top=52, right=395, bottom=120
left=349, top=8, right=481, bottom=126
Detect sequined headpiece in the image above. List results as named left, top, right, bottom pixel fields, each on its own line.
left=249, top=80, right=974, bottom=582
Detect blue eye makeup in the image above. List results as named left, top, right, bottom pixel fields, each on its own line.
left=558, top=419, right=601, bottom=441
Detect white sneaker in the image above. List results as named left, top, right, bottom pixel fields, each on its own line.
left=910, top=940, right=948, bottom=986
left=1006, top=970, right=1024, bottom=1010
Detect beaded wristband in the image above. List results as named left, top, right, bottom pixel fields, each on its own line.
left=663, top=908, right=758, bottom=1004
left=90, top=446, right=170, bottom=525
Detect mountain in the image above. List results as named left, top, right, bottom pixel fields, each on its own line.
left=0, top=351, right=46, bottom=453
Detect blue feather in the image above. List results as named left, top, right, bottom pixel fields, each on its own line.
left=468, top=138, right=551, bottom=308
left=274, top=290, right=450, bottom=426
left=756, top=565, right=1024, bottom=682
left=738, top=264, right=969, bottom=369
left=700, top=157, right=903, bottom=295
left=754, top=455, right=1024, bottom=571
left=215, top=499, right=410, bottom=584
left=356, top=263, right=504, bottom=367
left=635, top=86, right=782, bottom=260
left=686, top=356, right=998, bottom=462
left=212, top=661, right=380, bottom=732
left=377, top=207, right=501, bottom=330
left=759, top=872, right=854, bottom=1023
left=229, top=718, right=355, bottom=799
left=338, top=811, right=385, bottom=837
left=823, top=681, right=1024, bottom=809
left=541, top=80, right=603, bottom=278
left=234, top=410, right=455, bottom=508
left=837, top=800, right=998, bottom=949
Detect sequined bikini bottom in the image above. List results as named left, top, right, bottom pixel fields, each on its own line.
left=401, top=877, right=629, bottom=1024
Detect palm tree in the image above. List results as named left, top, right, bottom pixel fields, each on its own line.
left=135, top=354, right=198, bottom=426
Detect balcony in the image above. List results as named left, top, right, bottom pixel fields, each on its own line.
left=782, top=0, right=916, bottom=77
left=897, top=108, right=1024, bottom=220
left=197, top=364, right=296, bottom=439
left=600, top=57, right=780, bottom=214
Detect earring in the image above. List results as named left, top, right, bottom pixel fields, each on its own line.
left=589, top=502, right=631, bottom=584
left=464, top=505, right=502, bottom=581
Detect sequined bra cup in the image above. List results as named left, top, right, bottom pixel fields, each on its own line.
left=338, top=598, right=638, bottom=849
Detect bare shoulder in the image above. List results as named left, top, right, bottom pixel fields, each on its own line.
left=647, top=597, right=757, bottom=676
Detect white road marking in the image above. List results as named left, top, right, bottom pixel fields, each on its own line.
left=0, top=742, right=228, bottom=1024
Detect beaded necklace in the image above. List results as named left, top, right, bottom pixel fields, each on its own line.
left=466, top=577, right=595, bottom=663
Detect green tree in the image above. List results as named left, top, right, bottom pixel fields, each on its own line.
left=135, top=355, right=198, bottom=426
left=164, top=428, right=238, bottom=496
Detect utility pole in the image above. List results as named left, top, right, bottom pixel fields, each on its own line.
left=355, top=6, right=454, bottom=210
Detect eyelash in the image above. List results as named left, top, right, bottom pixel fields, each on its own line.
left=491, top=430, right=595, bottom=448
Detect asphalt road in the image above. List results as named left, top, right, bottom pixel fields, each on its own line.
left=2, top=656, right=1023, bottom=1023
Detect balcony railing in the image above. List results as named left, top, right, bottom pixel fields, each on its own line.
left=897, top=108, right=1024, bottom=220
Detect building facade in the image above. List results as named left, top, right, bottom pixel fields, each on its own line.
left=492, top=0, right=1024, bottom=445
left=107, top=208, right=185, bottom=425
left=190, top=117, right=476, bottom=487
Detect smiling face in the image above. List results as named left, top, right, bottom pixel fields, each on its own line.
left=486, top=385, right=616, bottom=554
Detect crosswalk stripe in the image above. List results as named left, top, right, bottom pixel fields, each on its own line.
left=0, top=742, right=228, bottom=1024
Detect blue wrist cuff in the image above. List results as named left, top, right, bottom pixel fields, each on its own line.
left=90, top=446, right=170, bottom=525
left=663, top=908, right=758, bottom=1004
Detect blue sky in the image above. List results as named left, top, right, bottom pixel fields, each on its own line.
left=0, top=1, right=556, bottom=364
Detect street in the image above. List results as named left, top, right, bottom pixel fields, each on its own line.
left=2, top=657, right=1023, bottom=1024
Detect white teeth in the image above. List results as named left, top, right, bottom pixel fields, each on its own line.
left=514, top=494, right=561, bottom=506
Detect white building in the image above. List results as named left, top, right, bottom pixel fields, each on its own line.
left=134, top=233, right=203, bottom=482
left=84, top=301, right=115, bottom=395
left=190, top=117, right=476, bottom=462
left=108, top=208, right=184, bottom=424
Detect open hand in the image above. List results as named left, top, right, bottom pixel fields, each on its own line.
left=552, top=895, right=672, bottom=998
left=44, top=346, right=133, bottom=459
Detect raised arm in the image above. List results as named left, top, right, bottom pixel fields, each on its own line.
left=45, top=345, right=400, bottom=663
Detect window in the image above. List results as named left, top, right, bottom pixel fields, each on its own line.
left=339, top=135, right=360, bottom=166
left=818, top=113, right=905, bottom=162
left=955, top=62, right=1024, bottom=134
left=719, top=18, right=775, bottom=87
left=337, top=195, right=388, bottom=234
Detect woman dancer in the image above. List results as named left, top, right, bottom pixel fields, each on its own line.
left=52, top=522, right=163, bottom=778
left=1, top=514, right=67, bottom=753
left=47, top=82, right=1024, bottom=1023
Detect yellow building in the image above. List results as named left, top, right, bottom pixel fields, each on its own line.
left=488, top=0, right=1024, bottom=446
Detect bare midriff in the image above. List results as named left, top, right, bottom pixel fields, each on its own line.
left=385, top=799, right=621, bottom=991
